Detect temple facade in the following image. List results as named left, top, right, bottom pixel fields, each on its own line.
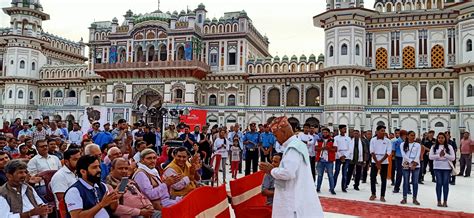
left=1, top=0, right=474, bottom=138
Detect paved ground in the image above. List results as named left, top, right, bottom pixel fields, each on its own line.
left=219, top=162, right=473, bottom=216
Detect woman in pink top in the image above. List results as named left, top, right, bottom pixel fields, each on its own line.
left=459, top=132, right=474, bottom=177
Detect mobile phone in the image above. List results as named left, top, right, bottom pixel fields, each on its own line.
left=118, top=177, right=129, bottom=193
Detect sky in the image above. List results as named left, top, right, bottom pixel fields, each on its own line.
left=0, top=0, right=376, bottom=57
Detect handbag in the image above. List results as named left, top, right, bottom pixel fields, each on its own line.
left=448, top=160, right=459, bottom=176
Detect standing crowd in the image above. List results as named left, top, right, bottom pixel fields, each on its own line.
left=0, top=116, right=472, bottom=217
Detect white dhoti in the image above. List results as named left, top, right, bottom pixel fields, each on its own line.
left=271, top=135, right=324, bottom=218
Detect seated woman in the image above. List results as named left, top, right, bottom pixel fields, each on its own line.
left=163, top=146, right=202, bottom=197
left=133, top=149, right=183, bottom=210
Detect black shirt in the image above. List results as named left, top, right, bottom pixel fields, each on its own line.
left=423, top=138, right=436, bottom=155
left=143, top=132, right=156, bottom=147
left=0, top=170, right=7, bottom=186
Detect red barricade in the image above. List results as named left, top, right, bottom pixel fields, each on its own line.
left=229, top=171, right=272, bottom=218
left=162, top=185, right=230, bottom=218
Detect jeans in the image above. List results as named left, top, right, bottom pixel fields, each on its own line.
left=370, top=163, right=388, bottom=197
left=434, top=169, right=451, bottom=202
left=346, top=163, right=362, bottom=188
left=221, top=157, right=227, bottom=182
left=334, top=159, right=349, bottom=190
left=403, top=168, right=420, bottom=198
left=459, top=154, right=472, bottom=177
left=316, top=161, right=335, bottom=191
left=394, top=157, right=403, bottom=191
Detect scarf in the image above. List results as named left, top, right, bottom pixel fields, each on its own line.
left=283, top=135, right=310, bottom=165
left=137, top=162, right=160, bottom=177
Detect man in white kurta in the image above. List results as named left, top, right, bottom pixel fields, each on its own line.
left=260, top=116, right=324, bottom=218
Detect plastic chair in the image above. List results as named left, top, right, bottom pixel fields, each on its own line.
left=211, top=154, right=222, bottom=186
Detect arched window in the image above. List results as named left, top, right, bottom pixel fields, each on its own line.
left=68, top=90, right=76, bottom=97
left=329, top=87, right=334, bottom=98
left=267, top=88, right=281, bottom=106
left=435, top=122, right=444, bottom=127
left=355, top=44, right=360, bottom=56
left=468, top=84, right=474, bottom=97
left=29, top=91, right=34, bottom=100
left=329, top=46, right=334, bottom=57
left=18, top=90, right=24, bottom=99
left=209, top=94, right=217, bottom=106
left=286, top=88, right=299, bottom=106
left=159, top=44, right=167, bottom=61
left=8, top=90, right=12, bottom=99
left=147, top=46, right=155, bottom=62
left=377, top=88, right=386, bottom=99
left=176, top=46, right=185, bottom=60
left=20, top=60, right=25, bottom=69
left=43, top=91, right=51, bottom=98
left=306, top=87, right=320, bottom=106
left=115, top=90, right=124, bottom=103
left=467, top=39, right=472, bottom=52
left=175, top=89, right=183, bottom=100
left=198, top=14, right=203, bottom=23
left=341, top=86, right=348, bottom=97
left=341, top=44, right=348, bottom=55
left=433, top=87, right=443, bottom=99
left=227, top=95, right=236, bottom=106
left=355, top=86, right=360, bottom=98
left=31, top=62, right=36, bottom=71
left=54, top=90, right=63, bottom=98
left=92, top=96, right=100, bottom=105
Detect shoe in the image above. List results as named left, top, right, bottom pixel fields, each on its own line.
left=464, top=175, right=470, bottom=177
left=457, top=173, right=463, bottom=176
left=342, top=189, right=347, bottom=193
left=317, top=189, right=321, bottom=193
left=450, top=182, right=456, bottom=185
left=419, top=181, right=424, bottom=184
left=413, top=198, right=420, bottom=206
left=380, top=197, right=386, bottom=202
left=437, top=202, right=443, bottom=207
left=369, top=195, right=376, bottom=201
left=400, top=198, right=407, bottom=204
left=354, top=187, right=360, bottom=191
left=361, top=180, right=367, bottom=183
left=393, top=190, right=400, bottom=193
left=432, top=178, right=436, bottom=183
left=330, top=190, right=336, bottom=195
left=443, top=201, right=448, bottom=207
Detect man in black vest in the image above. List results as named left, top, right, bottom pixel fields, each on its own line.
left=64, top=155, right=119, bottom=218
left=0, top=159, right=53, bottom=217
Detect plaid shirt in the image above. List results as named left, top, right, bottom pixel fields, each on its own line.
left=32, top=129, right=47, bottom=144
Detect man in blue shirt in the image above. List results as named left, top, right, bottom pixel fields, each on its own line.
left=243, top=123, right=259, bottom=175
left=259, top=124, right=275, bottom=162
left=392, top=129, right=406, bottom=193
left=179, top=126, right=196, bottom=153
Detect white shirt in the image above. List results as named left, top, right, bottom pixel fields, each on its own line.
left=47, top=128, right=63, bottom=137
left=133, top=151, right=141, bottom=163
left=401, top=142, right=422, bottom=168
left=64, top=179, right=110, bottom=218
left=270, top=136, right=323, bottom=218
left=369, top=137, right=392, bottom=164
left=297, top=132, right=315, bottom=157
left=68, top=130, right=83, bottom=145
left=349, top=138, right=364, bottom=162
left=334, top=135, right=351, bottom=159
left=27, top=154, right=62, bottom=175
left=429, top=144, right=456, bottom=170
left=213, top=138, right=230, bottom=158
left=0, top=184, right=45, bottom=218
left=51, top=166, right=78, bottom=206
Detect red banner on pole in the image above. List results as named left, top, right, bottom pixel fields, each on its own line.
left=180, top=109, right=207, bottom=130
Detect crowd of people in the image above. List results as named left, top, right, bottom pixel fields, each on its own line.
left=0, top=115, right=472, bottom=217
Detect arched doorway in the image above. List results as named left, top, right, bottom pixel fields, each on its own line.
left=66, top=114, right=75, bottom=131
left=305, top=117, right=320, bottom=128
left=288, top=117, right=300, bottom=131
left=134, top=89, right=163, bottom=127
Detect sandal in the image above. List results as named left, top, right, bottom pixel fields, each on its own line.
left=369, top=195, right=376, bottom=201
